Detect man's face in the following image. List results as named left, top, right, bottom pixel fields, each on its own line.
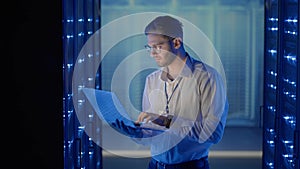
left=146, top=34, right=176, bottom=67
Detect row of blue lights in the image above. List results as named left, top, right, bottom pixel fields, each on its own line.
left=64, top=18, right=95, bottom=22
left=265, top=83, right=297, bottom=100
left=65, top=31, right=94, bottom=39
left=267, top=27, right=298, bottom=35
left=267, top=17, right=298, bottom=36
left=267, top=49, right=297, bottom=65
left=63, top=18, right=99, bottom=39
left=268, top=17, right=298, bottom=23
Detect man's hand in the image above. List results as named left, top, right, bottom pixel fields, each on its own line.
left=136, top=112, right=173, bottom=128
left=136, top=112, right=160, bottom=124
left=111, top=119, right=143, bottom=138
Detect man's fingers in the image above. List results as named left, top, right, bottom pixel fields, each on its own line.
left=145, top=116, right=152, bottom=123
left=115, top=119, right=121, bottom=128
left=137, top=112, right=148, bottom=123
left=136, top=112, right=161, bottom=123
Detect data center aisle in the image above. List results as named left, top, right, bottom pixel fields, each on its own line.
left=102, top=126, right=262, bottom=169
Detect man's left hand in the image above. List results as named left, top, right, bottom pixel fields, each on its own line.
left=111, top=119, right=143, bottom=138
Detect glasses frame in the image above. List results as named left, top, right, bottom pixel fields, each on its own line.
left=144, top=38, right=174, bottom=54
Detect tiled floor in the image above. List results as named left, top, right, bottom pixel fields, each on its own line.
left=102, top=127, right=263, bottom=169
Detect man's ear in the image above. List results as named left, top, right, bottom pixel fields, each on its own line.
left=172, top=37, right=182, bottom=49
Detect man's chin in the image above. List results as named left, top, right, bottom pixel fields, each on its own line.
left=156, top=63, right=165, bottom=67
left=155, top=60, right=166, bottom=67
left=155, top=61, right=162, bottom=66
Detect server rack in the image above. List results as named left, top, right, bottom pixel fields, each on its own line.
left=263, top=0, right=300, bottom=169
left=63, top=0, right=102, bottom=168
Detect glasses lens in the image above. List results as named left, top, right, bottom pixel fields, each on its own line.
left=145, top=45, right=151, bottom=52
left=144, top=45, right=161, bottom=53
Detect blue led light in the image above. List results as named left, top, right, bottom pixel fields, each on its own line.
left=267, top=140, right=275, bottom=145
left=268, top=27, right=278, bottom=31
left=67, top=63, right=73, bottom=69
left=268, top=70, right=277, bottom=76
left=267, top=83, right=277, bottom=90
left=66, top=35, right=74, bottom=38
left=78, top=32, right=85, bottom=36
left=268, top=49, right=277, bottom=56
left=267, top=128, right=275, bottom=133
left=282, top=154, right=293, bottom=158
left=285, top=18, right=298, bottom=23
left=284, top=54, right=297, bottom=62
left=267, top=106, right=276, bottom=112
left=266, top=162, right=274, bottom=168
left=66, top=19, right=74, bottom=22
left=269, top=17, right=278, bottom=22
left=283, top=78, right=296, bottom=86
left=78, top=58, right=85, bottom=63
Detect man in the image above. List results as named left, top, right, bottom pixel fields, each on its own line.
left=112, top=15, right=228, bottom=169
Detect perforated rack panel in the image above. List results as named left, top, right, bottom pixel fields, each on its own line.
left=263, top=0, right=299, bottom=169
left=63, top=0, right=102, bottom=168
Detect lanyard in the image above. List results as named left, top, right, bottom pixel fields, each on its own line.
left=164, top=78, right=182, bottom=114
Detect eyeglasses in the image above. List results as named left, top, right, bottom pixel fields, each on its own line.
left=144, top=40, right=171, bottom=54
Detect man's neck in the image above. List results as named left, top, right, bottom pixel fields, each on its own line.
left=167, top=52, right=187, bottom=80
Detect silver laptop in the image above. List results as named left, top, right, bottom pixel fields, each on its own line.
left=82, top=88, right=166, bottom=132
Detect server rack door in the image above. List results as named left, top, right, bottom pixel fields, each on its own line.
left=63, top=0, right=103, bottom=168
left=263, top=0, right=299, bottom=169
left=263, top=0, right=279, bottom=168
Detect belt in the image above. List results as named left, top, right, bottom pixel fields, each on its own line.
left=150, top=156, right=208, bottom=169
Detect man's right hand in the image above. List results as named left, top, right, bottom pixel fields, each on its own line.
left=136, top=112, right=173, bottom=128
left=136, top=112, right=160, bottom=124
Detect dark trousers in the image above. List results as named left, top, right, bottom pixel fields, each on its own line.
left=148, top=156, right=209, bottom=169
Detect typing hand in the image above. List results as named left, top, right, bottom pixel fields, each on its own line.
left=136, top=112, right=173, bottom=128
left=136, top=112, right=160, bottom=124
left=111, top=119, right=143, bottom=138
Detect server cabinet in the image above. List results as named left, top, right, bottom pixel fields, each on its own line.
left=263, top=0, right=300, bottom=169
left=63, top=0, right=102, bottom=168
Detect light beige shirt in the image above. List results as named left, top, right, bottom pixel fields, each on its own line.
left=138, top=53, right=229, bottom=164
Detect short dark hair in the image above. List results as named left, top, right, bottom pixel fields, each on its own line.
left=144, top=15, right=183, bottom=40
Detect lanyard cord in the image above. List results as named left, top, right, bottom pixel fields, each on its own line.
left=164, top=78, right=182, bottom=114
